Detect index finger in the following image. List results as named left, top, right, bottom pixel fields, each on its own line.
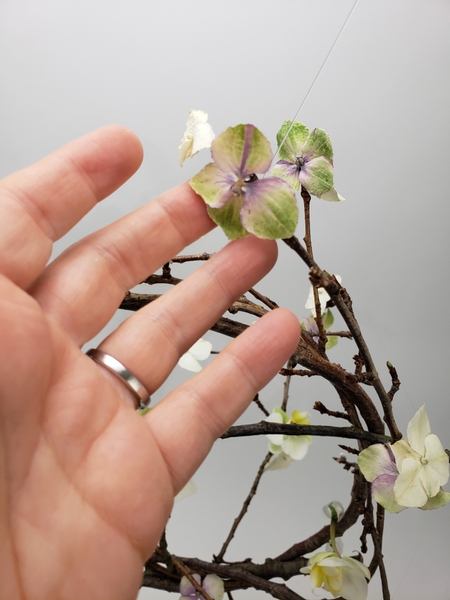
left=0, top=125, right=143, bottom=288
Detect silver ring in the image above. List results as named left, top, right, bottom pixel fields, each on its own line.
left=86, top=348, right=151, bottom=410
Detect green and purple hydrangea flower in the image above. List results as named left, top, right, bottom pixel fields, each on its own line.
left=190, top=124, right=299, bottom=240
left=271, top=121, right=344, bottom=202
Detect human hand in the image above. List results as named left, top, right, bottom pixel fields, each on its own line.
left=0, top=126, right=300, bottom=599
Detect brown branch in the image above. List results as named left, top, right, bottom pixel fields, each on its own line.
left=171, top=252, right=212, bottom=263
left=248, top=288, right=279, bottom=310
left=282, top=235, right=401, bottom=440
left=386, top=362, right=401, bottom=401
left=221, top=421, right=390, bottom=444
left=313, top=401, right=352, bottom=422
left=227, top=296, right=268, bottom=318
left=252, top=393, right=270, bottom=417
left=279, top=368, right=317, bottom=377
left=215, top=452, right=272, bottom=563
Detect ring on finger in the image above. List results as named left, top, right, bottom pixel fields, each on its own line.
left=86, top=348, right=151, bottom=410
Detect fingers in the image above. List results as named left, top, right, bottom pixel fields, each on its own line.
left=30, top=182, right=215, bottom=346
left=0, top=125, right=143, bottom=288
left=98, top=235, right=278, bottom=395
left=146, top=308, right=301, bottom=493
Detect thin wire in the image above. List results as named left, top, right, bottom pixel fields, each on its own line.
left=272, top=0, right=360, bottom=165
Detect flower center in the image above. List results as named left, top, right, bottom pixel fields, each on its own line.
left=421, top=457, right=428, bottom=466
left=243, top=173, right=258, bottom=183
left=295, top=156, right=305, bottom=170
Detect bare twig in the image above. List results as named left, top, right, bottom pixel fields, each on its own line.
left=248, top=288, right=279, bottom=310
left=171, top=252, right=213, bottom=263
left=252, top=394, right=270, bottom=417
left=215, top=452, right=272, bottom=563
left=386, top=362, right=401, bottom=401
left=313, top=401, right=352, bottom=422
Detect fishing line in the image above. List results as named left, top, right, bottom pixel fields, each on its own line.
left=272, top=0, right=360, bottom=165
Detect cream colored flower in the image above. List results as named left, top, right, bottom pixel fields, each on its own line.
left=301, top=551, right=370, bottom=600
left=179, top=109, right=215, bottom=166
left=178, top=338, right=212, bottom=373
left=392, top=405, right=449, bottom=507
left=265, top=407, right=312, bottom=469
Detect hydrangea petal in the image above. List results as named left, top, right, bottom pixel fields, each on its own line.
left=340, top=558, right=370, bottom=600
left=178, top=352, right=202, bottom=373
left=320, top=187, right=345, bottom=202
left=372, top=474, right=405, bottom=514
left=358, top=444, right=398, bottom=483
left=299, top=155, right=334, bottom=197
left=281, top=434, right=312, bottom=460
left=407, top=405, right=431, bottom=455
left=264, top=452, right=293, bottom=471
left=302, top=127, right=334, bottom=163
left=207, top=197, right=249, bottom=240
left=420, top=489, right=450, bottom=510
left=189, top=338, right=212, bottom=361
left=394, top=457, right=428, bottom=507
left=178, top=110, right=215, bottom=166
left=175, top=479, right=197, bottom=502
left=202, top=574, right=225, bottom=600
left=390, top=439, right=418, bottom=471
left=325, top=335, right=339, bottom=350
left=276, top=121, right=310, bottom=162
left=180, top=574, right=202, bottom=597
left=268, top=440, right=283, bottom=453
left=270, top=161, right=301, bottom=191
left=191, top=122, right=215, bottom=156
left=424, top=434, right=450, bottom=485
left=419, top=462, right=443, bottom=498
left=190, top=163, right=235, bottom=209
left=211, top=124, right=272, bottom=176
left=239, top=178, right=298, bottom=240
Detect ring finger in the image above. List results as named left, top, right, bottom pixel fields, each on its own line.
left=96, top=234, right=278, bottom=400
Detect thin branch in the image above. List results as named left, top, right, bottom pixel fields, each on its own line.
left=281, top=358, right=295, bottom=411
left=171, top=252, right=212, bottom=263
left=227, top=297, right=268, bottom=318
left=313, top=401, right=352, bottom=422
left=279, top=368, right=317, bottom=377
left=252, top=394, right=270, bottom=417
left=248, top=287, right=279, bottom=310
left=215, top=452, right=272, bottom=563
left=386, top=362, right=401, bottom=401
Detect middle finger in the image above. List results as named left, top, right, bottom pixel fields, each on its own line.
left=30, top=182, right=215, bottom=345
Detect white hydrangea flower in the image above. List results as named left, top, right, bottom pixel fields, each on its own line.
left=178, top=338, right=212, bottom=372
left=392, top=405, right=449, bottom=507
left=179, top=573, right=224, bottom=600
left=305, top=274, right=342, bottom=316
left=179, top=109, right=215, bottom=166
left=174, top=479, right=197, bottom=503
left=265, top=407, right=312, bottom=469
left=301, top=551, right=370, bottom=600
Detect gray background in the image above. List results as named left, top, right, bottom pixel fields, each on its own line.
left=1, top=1, right=449, bottom=598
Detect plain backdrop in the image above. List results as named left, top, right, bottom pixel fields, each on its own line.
left=1, top=1, right=449, bottom=599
